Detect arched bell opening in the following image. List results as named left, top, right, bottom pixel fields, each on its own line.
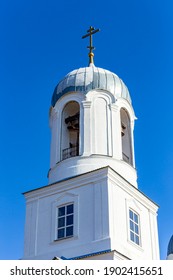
left=120, top=108, right=133, bottom=166
left=61, top=101, right=80, bottom=160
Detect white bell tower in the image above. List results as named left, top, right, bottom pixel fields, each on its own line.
left=49, top=63, right=137, bottom=188
left=23, top=27, right=160, bottom=260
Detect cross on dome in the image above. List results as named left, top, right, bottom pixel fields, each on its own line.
left=82, top=26, right=100, bottom=65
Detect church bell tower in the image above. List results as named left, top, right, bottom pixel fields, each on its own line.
left=23, top=27, right=160, bottom=260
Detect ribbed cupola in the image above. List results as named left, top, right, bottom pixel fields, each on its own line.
left=49, top=63, right=137, bottom=187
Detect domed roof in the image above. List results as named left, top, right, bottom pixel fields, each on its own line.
left=167, top=235, right=173, bottom=256
left=51, top=64, right=131, bottom=107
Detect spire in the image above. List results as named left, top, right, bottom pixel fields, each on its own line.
left=82, top=26, right=100, bottom=65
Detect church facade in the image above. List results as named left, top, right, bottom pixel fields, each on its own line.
left=22, top=28, right=160, bottom=260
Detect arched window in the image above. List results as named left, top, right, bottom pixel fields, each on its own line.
left=120, top=108, right=133, bottom=165
left=61, top=101, right=80, bottom=160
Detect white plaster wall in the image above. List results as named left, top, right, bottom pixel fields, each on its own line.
left=24, top=200, right=39, bottom=257
left=23, top=168, right=111, bottom=260
left=49, top=155, right=137, bottom=187
left=23, top=167, right=159, bottom=260
left=93, top=97, right=108, bottom=155
left=107, top=169, right=160, bottom=260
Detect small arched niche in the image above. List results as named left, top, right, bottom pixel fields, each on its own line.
left=120, top=108, right=133, bottom=165
left=61, top=101, right=80, bottom=160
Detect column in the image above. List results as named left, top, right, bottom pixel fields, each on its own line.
left=81, top=100, right=92, bottom=156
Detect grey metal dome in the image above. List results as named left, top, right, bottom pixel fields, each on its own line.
left=167, top=235, right=173, bottom=256
left=51, top=64, right=131, bottom=107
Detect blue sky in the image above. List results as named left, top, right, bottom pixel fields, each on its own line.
left=0, top=0, right=173, bottom=260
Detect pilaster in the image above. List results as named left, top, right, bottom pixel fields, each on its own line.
left=110, top=104, right=122, bottom=159
left=50, top=109, right=60, bottom=168
left=82, top=100, right=92, bottom=156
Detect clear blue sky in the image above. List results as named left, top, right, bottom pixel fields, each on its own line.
left=0, top=0, right=173, bottom=260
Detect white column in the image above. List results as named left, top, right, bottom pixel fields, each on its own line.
left=110, top=104, right=122, bottom=159
left=49, top=108, right=60, bottom=168
left=24, top=199, right=39, bottom=258
left=148, top=210, right=160, bottom=259
left=94, top=179, right=109, bottom=241
left=82, top=101, right=92, bottom=156
left=130, top=118, right=136, bottom=168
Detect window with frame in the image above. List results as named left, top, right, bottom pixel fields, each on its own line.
left=57, top=204, right=74, bottom=240
left=129, top=209, right=140, bottom=246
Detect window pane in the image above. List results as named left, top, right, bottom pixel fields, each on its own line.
left=135, top=235, right=140, bottom=245
left=129, top=210, right=133, bottom=220
left=66, top=215, right=73, bottom=226
left=134, top=213, right=138, bottom=223
left=66, top=226, right=73, bottom=237
left=67, top=204, right=73, bottom=214
left=130, top=220, right=134, bottom=231
left=58, top=228, right=65, bottom=239
left=57, top=204, right=74, bottom=240
left=135, top=224, right=139, bottom=234
left=58, top=206, right=65, bottom=217
left=130, top=231, right=134, bottom=242
left=58, top=217, right=65, bottom=228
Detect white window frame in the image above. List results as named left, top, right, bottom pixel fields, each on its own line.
left=125, top=199, right=143, bottom=249
left=129, top=208, right=141, bottom=246
left=56, top=203, right=74, bottom=240
left=51, top=193, right=78, bottom=243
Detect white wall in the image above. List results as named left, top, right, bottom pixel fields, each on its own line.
left=23, top=168, right=111, bottom=260
left=107, top=168, right=160, bottom=260
left=23, top=167, right=159, bottom=260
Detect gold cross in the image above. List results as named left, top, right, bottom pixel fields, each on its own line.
left=82, top=26, right=100, bottom=65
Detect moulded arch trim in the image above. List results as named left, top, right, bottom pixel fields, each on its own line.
left=120, top=107, right=133, bottom=126
left=49, top=92, right=85, bottom=124
left=116, top=98, right=136, bottom=121
left=54, top=92, right=86, bottom=113
left=61, top=100, right=80, bottom=120
left=58, top=96, right=82, bottom=137
left=86, top=89, right=116, bottom=104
